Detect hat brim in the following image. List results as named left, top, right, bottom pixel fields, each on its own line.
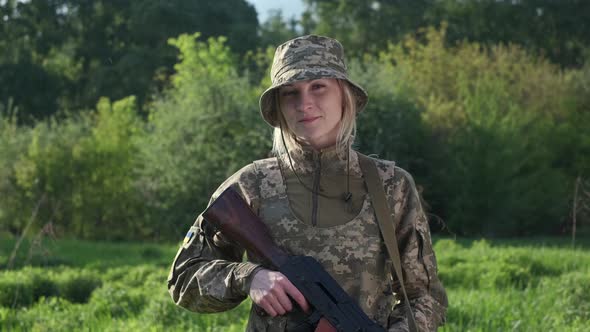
left=259, top=68, right=368, bottom=128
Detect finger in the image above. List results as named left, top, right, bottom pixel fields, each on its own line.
left=282, top=279, right=310, bottom=313
left=266, top=293, right=288, bottom=316
left=262, top=304, right=278, bottom=317
left=272, top=287, right=294, bottom=312
left=258, top=297, right=278, bottom=317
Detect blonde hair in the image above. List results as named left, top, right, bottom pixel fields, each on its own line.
left=272, top=79, right=358, bottom=155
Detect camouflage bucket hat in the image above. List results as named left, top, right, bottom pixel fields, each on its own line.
left=259, top=35, right=368, bottom=127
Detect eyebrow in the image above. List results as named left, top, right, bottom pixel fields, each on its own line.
left=281, top=79, right=326, bottom=88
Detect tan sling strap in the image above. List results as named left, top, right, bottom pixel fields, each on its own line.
left=358, top=153, right=419, bottom=332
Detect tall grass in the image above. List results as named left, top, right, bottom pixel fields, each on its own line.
left=0, top=236, right=589, bottom=331
left=435, top=239, right=590, bottom=331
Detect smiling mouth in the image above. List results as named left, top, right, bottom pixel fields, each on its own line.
left=299, top=116, right=320, bottom=123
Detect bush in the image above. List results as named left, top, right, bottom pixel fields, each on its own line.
left=56, top=270, right=102, bottom=303
left=67, top=96, right=146, bottom=240
left=549, top=271, right=590, bottom=323
left=0, top=268, right=59, bottom=308
left=138, top=34, right=271, bottom=238
left=0, top=108, right=35, bottom=236
left=363, top=26, right=587, bottom=236
left=89, top=282, right=146, bottom=318
left=0, top=277, right=34, bottom=308
left=139, top=290, right=189, bottom=328
left=437, top=239, right=561, bottom=289
left=1, top=96, right=146, bottom=240
left=30, top=274, right=59, bottom=300
left=103, top=264, right=163, bottom=287
left=0, top=306, right=12, bottom=327
left=16, top=297, right=92, bottom=332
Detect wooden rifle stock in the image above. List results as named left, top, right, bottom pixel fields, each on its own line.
left=202, top=186, right=288, bottom=269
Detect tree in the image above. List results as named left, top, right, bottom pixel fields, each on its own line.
left=258, top=10, right=299, bottom=48
left=138, top=34, right=271, bottom=238
left=303, top=0, right=590, bottom=67
left=0, top=0, right=260, bottom=121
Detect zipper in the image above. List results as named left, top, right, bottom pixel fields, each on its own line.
left=311, top=151, right=322, bottom=226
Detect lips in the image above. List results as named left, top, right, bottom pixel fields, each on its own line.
left=299, top=116, right=320, bottom=123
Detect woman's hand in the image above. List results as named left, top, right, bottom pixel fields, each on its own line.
left=249, top=268, right=310, bottom=317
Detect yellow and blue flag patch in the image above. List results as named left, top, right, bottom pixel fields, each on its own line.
left=183, top=230, right=195, bottom=245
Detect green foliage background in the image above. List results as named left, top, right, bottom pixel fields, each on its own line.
left=1, top=0, right=590, bottom=239
left=1, top=26, right=590, bottom=239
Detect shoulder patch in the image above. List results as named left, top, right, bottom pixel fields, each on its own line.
left=182, top=225, right=200, bottom=248
left=183, top=229, right=195, bottom=245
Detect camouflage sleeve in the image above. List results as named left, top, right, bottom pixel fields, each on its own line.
left=387, top=168, right=448, bottom=332
left=167, top=164, right=263, bottom=313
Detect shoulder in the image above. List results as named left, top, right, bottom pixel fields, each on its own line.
left=210, top=157, right=280, bottom=205
left=252, top=157, right=280, bottom=173
left=360, top=155, right=420, bottom=217
left=363, top=155, right=414, bottom=191
left=368, top=157, right=428, bottom=232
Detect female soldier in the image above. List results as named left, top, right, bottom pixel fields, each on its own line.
left=168, top=35, right=447, bottom=331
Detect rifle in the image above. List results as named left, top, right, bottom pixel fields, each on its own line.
left=202, top=186, right=386, bottom=332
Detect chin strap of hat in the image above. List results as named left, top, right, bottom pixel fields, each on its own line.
left=358, top=153, right=419, bottom=332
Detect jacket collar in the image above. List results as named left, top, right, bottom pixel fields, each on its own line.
left=277, top=141, right=362, bottom=177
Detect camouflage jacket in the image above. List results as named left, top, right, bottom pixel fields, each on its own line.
left=168, top=146, right=447, bottom=331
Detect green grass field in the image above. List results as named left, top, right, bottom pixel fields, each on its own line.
left=1, top=236, right=589, bottom=331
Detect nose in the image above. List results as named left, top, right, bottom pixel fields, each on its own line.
left=296, top=89, right=313, bottom=112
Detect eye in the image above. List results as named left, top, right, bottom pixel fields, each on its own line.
left=280, top=89, right=297, bottom=97
left=311, top=83, right=326, bottom=90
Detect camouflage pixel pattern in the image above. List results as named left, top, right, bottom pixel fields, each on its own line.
left=251, top=155, right=391, bottom=331
left=259, top=35, right=368, bottom=127
left=167, top=145, right=447, bottom=331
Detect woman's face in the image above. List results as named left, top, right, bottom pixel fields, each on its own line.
left=278, top=78, right=343, bottom=150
